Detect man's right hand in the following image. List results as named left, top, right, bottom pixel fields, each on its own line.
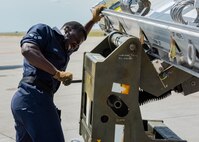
left=53, top=71, right=73, bottom=85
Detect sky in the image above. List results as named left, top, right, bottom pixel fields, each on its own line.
left=0, top=0, right=101, bottom=32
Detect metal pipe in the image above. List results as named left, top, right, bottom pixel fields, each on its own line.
left=109, top=32, right=130, bottom=46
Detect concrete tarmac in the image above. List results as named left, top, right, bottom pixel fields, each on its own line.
left=0, top=35, right=199, bottom=142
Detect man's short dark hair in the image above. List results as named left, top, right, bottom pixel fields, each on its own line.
left=61, top=21, right=87, bottom=40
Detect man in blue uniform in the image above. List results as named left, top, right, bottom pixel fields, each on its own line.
left=11, top=5, right=105, bottom=142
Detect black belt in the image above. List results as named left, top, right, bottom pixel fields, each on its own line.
left=18, top=76, right=53, bottom=95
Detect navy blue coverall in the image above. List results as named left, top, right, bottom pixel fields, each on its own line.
left=11, top=23, right=71, bottom=142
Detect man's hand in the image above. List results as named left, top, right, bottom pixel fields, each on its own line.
left=53, top=71, right=73, bottom=86
left=92, top=4, right=106, bottom=23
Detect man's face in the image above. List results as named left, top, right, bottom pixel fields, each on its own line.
left=64, top=29, right=85, bottom=53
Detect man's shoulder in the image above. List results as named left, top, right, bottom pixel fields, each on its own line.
left=29, top=23, right=53, bottom=34
left=34, top=23, right=51, bottom=28
left=21, top=23, right=54, bottom=46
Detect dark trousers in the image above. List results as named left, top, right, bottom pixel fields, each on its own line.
left=11, top=85, right=65, bottom=142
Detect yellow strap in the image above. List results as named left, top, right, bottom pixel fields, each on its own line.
left=169, top=37, right=176, bottom=60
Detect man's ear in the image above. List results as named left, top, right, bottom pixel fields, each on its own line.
left=60, top=26, right=71, bottom=36
left=64, top=26, right=71, bottom=33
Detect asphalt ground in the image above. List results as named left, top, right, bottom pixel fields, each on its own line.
left=0, top=36, right=199, bottom=142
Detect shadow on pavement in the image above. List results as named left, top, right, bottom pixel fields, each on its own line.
left=0, top=65, right=22, bottom=70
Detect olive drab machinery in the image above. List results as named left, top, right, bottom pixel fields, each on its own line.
left=79, top=0, right=199, bottom=141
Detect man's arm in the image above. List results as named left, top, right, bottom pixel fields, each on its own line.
left=84, top=20, right=95, bottom=35
left=21, top=42, right=57, bottom=75
left=84, top=4, right=106, bottom=34
left=21, top=42, right=73, bottom=84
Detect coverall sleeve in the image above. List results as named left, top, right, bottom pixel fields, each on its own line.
left=20, top=24, right=50, bottom=50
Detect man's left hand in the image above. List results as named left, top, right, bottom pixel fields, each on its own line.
left=92, top=4, right=107, bottom=23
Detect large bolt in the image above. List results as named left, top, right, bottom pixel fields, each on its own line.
left=191, top=81, right=196, bottom=86
left=129, top=44, right=137, bottom=54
